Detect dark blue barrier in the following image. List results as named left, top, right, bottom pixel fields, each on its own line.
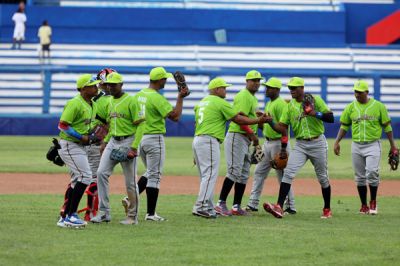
left=0, top=115, right=399, bottom=139
left=0, top=4, right=345, bottom=46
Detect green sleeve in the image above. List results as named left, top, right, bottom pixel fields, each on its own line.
left=221, top=100, right=237, bottom=120
left=157, top=95, right=174, bottom=118
left=279, top=104, right=290, bottom=125
left=60, top=101, right=77, bottom=124
left=315, top=96, right=330, bottom=113
left=340, top=103, right=352, bottom=125
left=380, top=103, right=391, bottom=125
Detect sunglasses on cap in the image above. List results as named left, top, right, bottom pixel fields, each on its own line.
left=82, top=75, right=98, bottom=87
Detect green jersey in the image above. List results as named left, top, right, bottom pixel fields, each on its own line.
left=107, top=93, right=139, bottom=137
left=194, top=95, right=237, bottom=143
left=95, top=93, right=111, bottom=124
left=263, top=97, right=287, bottom=139
left=340, top=99, right=391, bottom=142
left=280, top=95, right=330, bottom=139
left=134, top=88, right=173, bottom=134
left=59, top=94, right=97, bottom=141
left=228, top=89, right=258, bottom=133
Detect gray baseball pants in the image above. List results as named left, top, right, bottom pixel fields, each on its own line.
left=352, top=141, right=381, bottom=187
left=224, top=132, right=251, bottom=184
left=87, top=144, right=101, bottom=183
left=96, top=136, right=139, bottom=218
left=282, top=135, right=330, bottom=189
left=139, top=134, right=165, bottom=189
left=192, top=135, right=220, bottom=213
left=248, top=139, right=296, bottom=210
left=58, top=140, right=92, bottom=187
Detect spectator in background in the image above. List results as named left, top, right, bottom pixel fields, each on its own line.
left=38, top=20, right=52, bottom=60
left=11, top=6, right=27, bottom=50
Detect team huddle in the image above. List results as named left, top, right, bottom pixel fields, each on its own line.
left=49, top=68, right=399, bottom=228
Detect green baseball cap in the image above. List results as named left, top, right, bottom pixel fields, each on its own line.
left=105, top=72, right=123, bottom=84
left=287, top=77, right=305, bottom=87
left=263, top=77, right=282, bottom=89
left=150, top=67, right=173, bottom=81
left=353, top=80, right=369, bottom=92
left=208, top=77, right=232, bottom=90
left=246, top=70, right=264, bottom=80
left=76, top=74, right=101, bottom=89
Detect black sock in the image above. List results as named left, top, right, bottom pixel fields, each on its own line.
left=369, top=185, right=378, bottom=201
left=321, top=185, right=331, bottom=209
left=219, top=178, right=234, bottom=202
left=137, top=176, right=148, bottom=194
left=277, top=182, right=291, bottom=208
left=357, top=185, right=368, bottom=205
left=62, top=185, right=73, bottom=218
left=68, top=182, right=88, bottom=215
left=233, top=183, right=246, bottom=206
left=146, top=187, right=159, bottom=216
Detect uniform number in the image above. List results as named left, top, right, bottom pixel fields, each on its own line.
left=139, top=103, right=146, bottom=118
left=198, top=107, right=205, bottom=124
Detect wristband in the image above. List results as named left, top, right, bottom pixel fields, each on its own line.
left=240, top=125, right=254, bottom=134
left=281, top=135, right=288, bottom=149
left=315, top=112, right=323, bottom=119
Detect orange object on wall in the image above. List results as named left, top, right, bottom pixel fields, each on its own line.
left=366, top=10, right=400, bottom=45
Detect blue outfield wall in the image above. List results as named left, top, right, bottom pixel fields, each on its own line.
left=0, top=115, right=399, bottom=139
left=0, top=4, right=345, bottom=46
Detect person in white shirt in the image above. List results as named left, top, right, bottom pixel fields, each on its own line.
left=11, top=7, right=27, bottom=50
left=38, top=20, right=52, bottom=59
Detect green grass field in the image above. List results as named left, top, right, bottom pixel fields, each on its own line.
left=0, top=136, right=398, bottom=179
left=0, top=194, right=399, bottom=265
left=1, top=136, right=399, bottom=265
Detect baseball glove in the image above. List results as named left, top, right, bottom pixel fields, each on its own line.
left=302, top=93, right=315, bottom=115
left=270, top=150, right=288, bottom=170
left=388, top=148, right=399, bottom=171
left=250, top=145, right=264, bottom=164
left=46, top=138, right=65, bottom=166
left=173, top=71, right=190, bottom=97
left=110, top=147, right=137, bottom=162
left=89, top=124, right=109, bottom=144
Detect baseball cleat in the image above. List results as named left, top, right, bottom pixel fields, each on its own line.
left=231, top=205, right=249, bottom=216
left=369, top=200, right=378, bottom=215
left=263, top=202, right=283, bottom=219
left=245, top=205, right=259, bottom=212
left=214, top=201, right=232, bottom=216
left=90, top=211, right=111, bottom=223
left=121, top=197, right=129, bottom=216
left=359, top=205, right=370, bottom=214
left=64, top=213, right=87, bottom=227
left=284, top=208, right=297, bottom=215
left=56, top=216, right=67, bottom=228
left=192, top=210, right=217, bottom=219
left=145, top=213, right=166, bottom=221
left=120, top=216, right=138, bottom=225
left=321, top=208, right=332, bottom=219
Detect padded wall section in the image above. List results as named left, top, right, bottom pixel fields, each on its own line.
left=0, top=5, right=345, bottom=46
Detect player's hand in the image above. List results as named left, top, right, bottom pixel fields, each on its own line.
left=334, top=142, right=340, bottom=156
left=249, top=134, right=259, bottom=146
left=303, top=105, right=314, bottom=115
left=258, top=114, right=273, bottom=124
left=305, top=110, right=317, bottom=117
left=256, top=111, right=264, bottom=117
left=127, top=148, right=138, bottom=159
left=178, top=87, right=189, bottom=98
left=80, top=135, right=90, bottom=145
left=279, top=148, right=288, bottom=159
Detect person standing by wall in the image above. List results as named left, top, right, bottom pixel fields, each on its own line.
left=38, top=20, right=52, bottom=60
left=11, top=6, right=27, bottom=50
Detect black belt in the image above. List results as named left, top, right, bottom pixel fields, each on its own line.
left=296, top=135, right=320, bottom=141
left=265, top=137, right=280, bottom=141
left=113, top=135, right=132, bottom=141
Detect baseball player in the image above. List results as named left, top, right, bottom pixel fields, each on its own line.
left=214, top=70, right=263, bottom=216
left=90, top=72, right=141, bottom=225
left=334, top=80, right=398, bottom=215
left=192, top=77, right=272, bottom=219
left=122, top=67, right=188, bottom=222
left=263, top=77, right=335, bottom=219
left=56, top=74, right=101, bottom=228
left=246, top=77, right=296, bottom=214
left=58, top=68, right=115, bottom=223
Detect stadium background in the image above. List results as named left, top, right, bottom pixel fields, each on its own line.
left=0, top=0, right=399, bottom=136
